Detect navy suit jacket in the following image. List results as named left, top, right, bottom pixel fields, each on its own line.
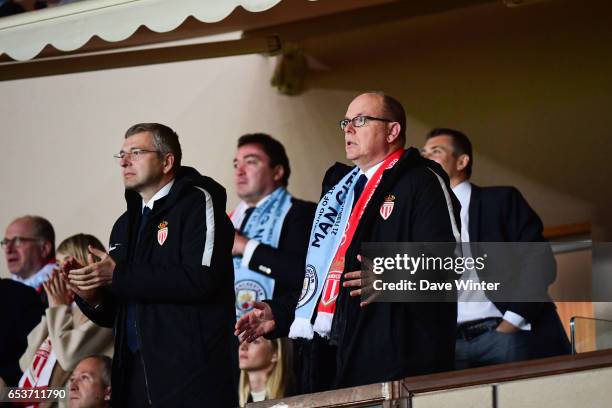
left=468, top=184, right=570, bottom=357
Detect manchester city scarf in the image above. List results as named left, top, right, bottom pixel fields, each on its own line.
left=232, top=187, right=293, bottom=319
left=289, top=149, right=403, bottom=340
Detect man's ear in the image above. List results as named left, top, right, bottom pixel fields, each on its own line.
left=41, top=240, right=53, bottom=260
left=272, top=165, right=285, bottom=184
left=103, top=386, right=111, bottom=401
left=162, top=153, right=175, bottom=174
left=386, top=122, right=401, bottom=144
left=456, top=154, right=470, bottom=173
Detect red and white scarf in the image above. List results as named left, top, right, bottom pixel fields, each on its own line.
left=290, top=149, right=403, bottom=339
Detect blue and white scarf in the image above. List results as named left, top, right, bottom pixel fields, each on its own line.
left=233, top=187, right=293, bottom=319
left=289, top=167, right=360, bottom=340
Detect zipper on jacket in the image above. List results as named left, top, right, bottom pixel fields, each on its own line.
left=135, top=308, right=153, bottom=406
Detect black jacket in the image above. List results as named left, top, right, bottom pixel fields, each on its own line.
left=0, top=279, right=44, bottom=386
left=77, top=166, right=236, bottom=407
left=468, top=184, right=570, bottom=357
left=269, top=148, right=461, bottom=390
left=329, top=148, right=460, bottom=388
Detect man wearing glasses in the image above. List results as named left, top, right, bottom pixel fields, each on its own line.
left=68, top=123, right=237, bottom=407
left=2, top=215, right=56, bottom=292
left=237, top=92, right=460, bottom=390
left=1, top=216, right=46, bottom=387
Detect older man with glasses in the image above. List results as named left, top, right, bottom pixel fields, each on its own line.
left=2, top=215, right=56, bottom=293
left=1, top=216, right=48, bottom=386
left=237, top=92, right=461, bottom=391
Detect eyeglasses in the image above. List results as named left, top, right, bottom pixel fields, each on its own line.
left=0, top=236, right=41, bottom=249
left=339, top=115, right=393, bottom=131
left=113, top=149, right=160, bottom=163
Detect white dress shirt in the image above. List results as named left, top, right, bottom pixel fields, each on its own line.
left=142, top=179, right=175, bottom=211
left=454, top=181, right=530, bottom=330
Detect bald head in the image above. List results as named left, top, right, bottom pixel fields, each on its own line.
left=3, top=215, right=55, bottom=279
left=343, top=92, right=405, bottom=171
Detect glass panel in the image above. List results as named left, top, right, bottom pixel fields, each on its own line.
left=570, top=316, right=612, bottom=353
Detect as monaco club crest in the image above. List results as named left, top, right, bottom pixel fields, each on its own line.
left=157, top=221, right=168, bottom=245
left=380, top=194, right=395, bottom=220
left=321, top=259, right=344, bottom=306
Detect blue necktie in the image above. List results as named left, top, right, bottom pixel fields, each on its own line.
left=127, top=206, right=151, bottom=353
left=136, top=206, right=151, bottom=243
left=352, top=174, right=368, bottom=210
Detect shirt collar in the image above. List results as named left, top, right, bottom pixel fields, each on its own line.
left=253, top=192, right=273, bottom=208
left=235, top=191, right=273, bottom=213
left=12, top=262, right=55, bottom=290
left=360, top=160, right=384, bottom=180
left=230, top=189, right=277, bottom=229
left=142, top=179, right=175, bottom=210
left=452, top=180, right=472, bottom=209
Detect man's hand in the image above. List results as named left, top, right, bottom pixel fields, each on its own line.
left=68, top=246, right=115, bottom=293
left=232, top=231, right=249, bottom=256
left=59, top=256, right=100, bottom=304
left=343, top=254, right=378, bottom=307
left=343, top=270, right=363, bottom=297
left=235, top=301, right=276, bottom=343
left=496, top=320, right=520, bottom=333
left=44, top=268, right=73, bottom=307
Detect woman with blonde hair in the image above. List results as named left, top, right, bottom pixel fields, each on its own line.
left=238, top=337, right=293, bottom=406
left=19, top=234, right=114, bottom=407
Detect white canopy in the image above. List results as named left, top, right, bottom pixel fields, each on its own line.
left=0, top=0, right=283, bottom=61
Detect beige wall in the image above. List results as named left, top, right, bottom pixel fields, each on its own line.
left=0, top=54, right=351, bottom=278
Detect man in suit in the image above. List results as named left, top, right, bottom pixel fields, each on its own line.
left=231, top=133, right=317, bottom=318
left=231, top=133, right=317, bottom=393
left=422, top=127, right=570, bottom=369
left=236, top=93, right=460, bottom=391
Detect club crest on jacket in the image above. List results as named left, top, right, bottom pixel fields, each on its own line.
left=157, top=221, right=168, bottom=245
left=380, top=194, right=395, bottom=220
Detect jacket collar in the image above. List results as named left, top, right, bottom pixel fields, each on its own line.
left=124, top=166, right=205, bottom=218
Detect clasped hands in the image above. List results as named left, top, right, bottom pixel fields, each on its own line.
left=58, top=245, right=115, bottom=304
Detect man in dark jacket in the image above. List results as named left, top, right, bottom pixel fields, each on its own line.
left=231, top=133, right=316, bottom=317
left=422, top=128, right=570, bottom=368
left=231, top=133, right=317, bottom=394
left=0, top=279, right=43, bottom=386
left=236, top=93, right=460, bottom=391
left=69, top=123, right=236, bottom=407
